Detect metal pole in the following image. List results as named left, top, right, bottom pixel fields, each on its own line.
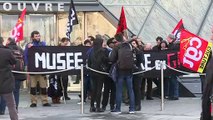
left=160, top=61, right=164, bottom=111
left=197, top=0, right=213, bottom=35
left=80, top=64, right=84, bottom=114
left=137, top=1, right=156, bottom=38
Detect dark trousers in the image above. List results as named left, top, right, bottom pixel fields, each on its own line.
left=141, top=78, right=153, bottom=98
left=58, top=75, right=69, bottom=98
left=200, top=74, right=206, bottom=94
left=169, top=76, right=179, bottom=98
left=133, top=75, right=142, bottom=107
left=90, top=73, right=104, bottom=109
left=102, top=76, right=116, bottom=108
left=83, top=74, right=91, bottom=101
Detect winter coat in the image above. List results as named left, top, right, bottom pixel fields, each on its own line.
left=0, top=45, right=16, bottom=94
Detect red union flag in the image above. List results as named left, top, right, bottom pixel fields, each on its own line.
left=116, top=6, right=128, bottom=39
left=180, top=29, right=212, bottom=73
left=11, top=8, right=26, bottom=42
left=172, top=19, right=184, bottom=41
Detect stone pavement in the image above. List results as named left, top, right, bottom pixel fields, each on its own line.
left=0, top=90, right=201, bottom=120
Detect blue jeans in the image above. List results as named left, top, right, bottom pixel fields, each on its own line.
left=0, top=96, right=6, bottom=113
left=115, top=74, right=135, bottom=111
left=169, top=76, right=179, bottom=98
left=0, top=80, right=21, bottom=112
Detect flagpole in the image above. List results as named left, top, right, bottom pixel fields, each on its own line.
left=66, top=0, right=78, bottom=39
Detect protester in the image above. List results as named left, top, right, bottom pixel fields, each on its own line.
left=48, top=75, right=62, bottom=104
left=152, top=36, right=163, bottom=51
left=58, top=37, right=71, bottom=100
left=141, top=43, right=154, bottom=100
left=24, top=31, right=51, bottom=107
left=48, top=38, right=71, bottom=103
left=201, top=25, right=213, bottom=120
left=3, top=38, right=26, bottom=110
left=78, top=39, right=93, bottom=103
left=160, top=40, right=168, bottom=50
left=159, top=40, right=169, bottom=98
left=115, top=33, right=129, bottom=105
left=130, top=39, right=144, bottom=111
left=88, top=36, right=109, bottom=112
left=101, top=38, right=116, bottom=111
left=110, top=33, right=135, bottom=114
left=151, top=37, right=164, bottom=97
left=167, top=34, right=179, bottom=100
left=0, top=37, right=18, bottom=120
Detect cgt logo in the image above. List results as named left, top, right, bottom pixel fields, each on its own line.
left=183, top=37, right=203, bottom=68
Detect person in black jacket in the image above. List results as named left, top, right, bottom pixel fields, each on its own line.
left=167, top=34, right=179, bottom=100
left=0, top=37, right=18, bottom=119
left=7, top=38, right=26, bottom=109
left=101, top=38, right=116, bottom=111
left=0, top=37, right=26, bottom=114
left=130, top=39, right=144, bottom=111
left=201, top=26, right=213, bottom=120
left=88, top=36, right=109, bottom=112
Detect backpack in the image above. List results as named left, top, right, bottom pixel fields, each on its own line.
left=12, top=49, right=24, bottom=71
left=117, top=43, right=134, bottom=70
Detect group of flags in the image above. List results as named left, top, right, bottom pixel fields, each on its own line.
left=168, top=19, right=211, bottom=73
left=116, top=7, right=211, bottom=73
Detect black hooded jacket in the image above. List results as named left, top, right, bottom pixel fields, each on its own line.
left=88, top=38, right=109, bottom=73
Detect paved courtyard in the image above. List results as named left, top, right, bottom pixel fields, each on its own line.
left=0, top=90, right=201, bottom=120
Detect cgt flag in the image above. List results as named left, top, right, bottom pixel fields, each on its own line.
left=66, top=0, right=78, bottom=39
left=180, top=29, right=212, bottom=73
left=11, top=8, right=26, bottom=42
left=172, top=19, right=184, bottom=41
left=116, top=6, right=128, bottom=39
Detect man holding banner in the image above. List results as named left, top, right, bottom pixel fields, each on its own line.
left=24, top=31, right=51, bottom=107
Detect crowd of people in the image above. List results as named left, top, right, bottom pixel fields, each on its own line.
left=1, top=27, right=213, bottom=119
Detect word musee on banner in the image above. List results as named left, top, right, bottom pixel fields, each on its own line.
left=28, top=46, right=89, bottom=74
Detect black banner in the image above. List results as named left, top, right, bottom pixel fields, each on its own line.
left=28, top=46, right=196, bottom=77
left=142, top=49, right=195, bottom=78
left=28, top=46, right=89, bottom=75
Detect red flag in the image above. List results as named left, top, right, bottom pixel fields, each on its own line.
left=11, top=8, right=26, bottom=42
left=116, top=6, right=128, bottom=38
left=172, top=19, right=184, bottom=41
left=180, top=29, right=212, bottom=73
